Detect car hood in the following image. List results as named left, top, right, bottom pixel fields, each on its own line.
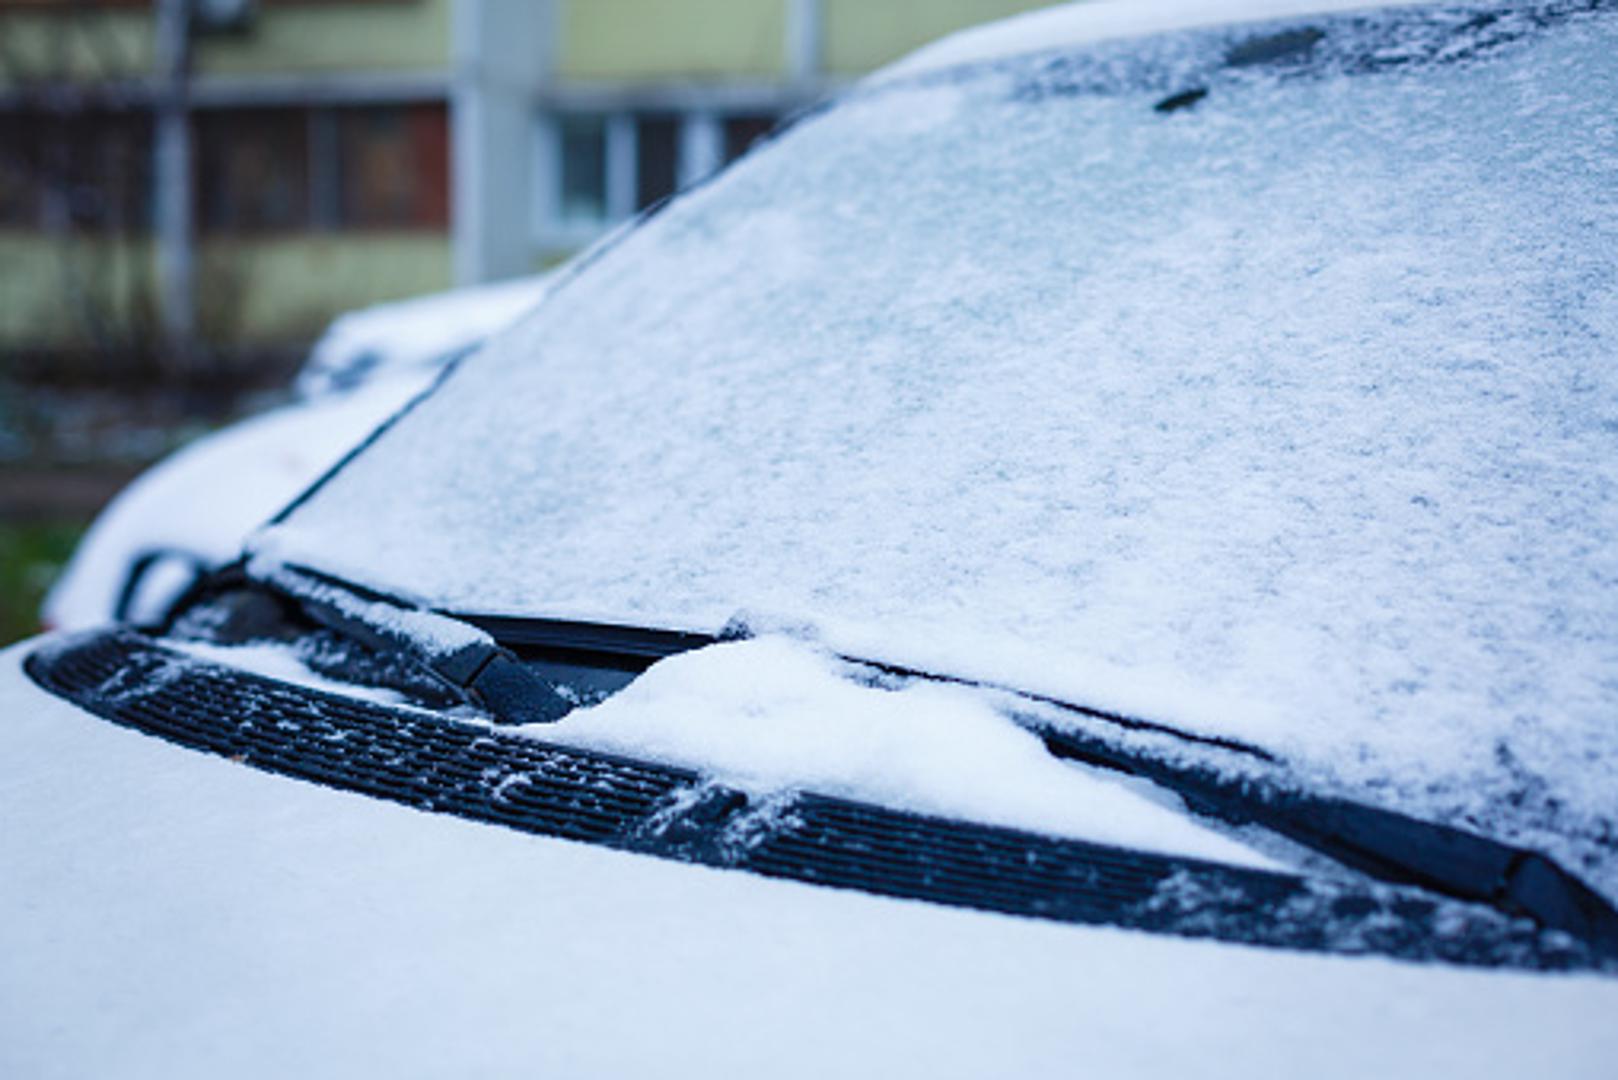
left=4, top=637, right=1618, bottom=1077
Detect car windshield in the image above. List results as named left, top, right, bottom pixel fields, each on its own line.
left=252, top=3, right=1618, bottom=893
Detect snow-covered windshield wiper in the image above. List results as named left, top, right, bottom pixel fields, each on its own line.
left=167, top=564, right=573, bottom=726
left=1033, top=723, right=1618, bottom=958
left=797, top=641, right=1617, bottom=956
left=450, top=611, right=1618, bottom=957
left=162, top=581, right=1618, bottom=957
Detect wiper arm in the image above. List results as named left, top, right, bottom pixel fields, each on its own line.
left=195, top=564, right=575, bottom=726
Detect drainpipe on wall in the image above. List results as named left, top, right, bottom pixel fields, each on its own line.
left=787, top=0, right=823, bottom=88
left=454, top=0, right=551, bottom=285
left=153, top=0, right=195, bottom=368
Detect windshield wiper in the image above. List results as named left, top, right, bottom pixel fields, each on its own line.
left=816, top=644, right=1618, bottom=954
left=1034, top=724, right=1618, bottom=956
left=167, top=582, right=1618, bottom=957
left=281, top=567, right=584, bottom=726
left=455, top=611, right=1618, bottom=956
left=170, top=563, right=574, bottom=726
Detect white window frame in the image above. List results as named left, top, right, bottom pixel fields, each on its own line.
left=532, top=94, right=809, bottom=254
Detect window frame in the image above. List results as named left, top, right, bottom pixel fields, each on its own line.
left=532, top=99, right=793, bottom=253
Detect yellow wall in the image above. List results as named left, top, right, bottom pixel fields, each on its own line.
left=557, top=0, right=789, bottom=80
left=0, top=0, right=1063, bottom=86
left=0, top=12, right=154, bottom=86
left=823, top=0, right=1057, bottom=75
left=0, top=0, right=451, bottom=88
left=194, top=0, right=452, bottom=77
left=197, top=234, right=452, bottom=343
left=0, top=231, right=154, bottom=346
left=554, top=0, right=1065, bottom=83
left=0, top=231, right=450, bottom=348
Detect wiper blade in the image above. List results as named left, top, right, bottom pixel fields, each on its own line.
left=1037, top=725, right=1618, bottom=956
left=468, top=613, right=717, bottom=666
left=830, top=647, right=1618, bottom=953
left=428, top=610, right=1618, bottom=954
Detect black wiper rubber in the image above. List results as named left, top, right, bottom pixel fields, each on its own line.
left=1040, top=727, right=1618, bottom=956
left=429, top=641, right=571, bottom=727
left=465, top=614, right=717, bottom=669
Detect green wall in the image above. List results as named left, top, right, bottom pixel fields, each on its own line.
left=0, top=0, right=451, bottom=88
left=197, top=234, right=453, bottom=343
left=0, top=231, right=450, bottom=348
left=194, top=0, right=453, bottom=77
left=823, top=0, right=1058, bottom=75
left=0, top=232, right=154, bottom=347
left=557, top=0, right=789, bottom=80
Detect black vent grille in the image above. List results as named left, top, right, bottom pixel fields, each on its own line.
left=24, top=630, right=1603, bottom=971
left=748, top=793, right=1258, bottom=919
left=29, top=630, right=692, bottom=845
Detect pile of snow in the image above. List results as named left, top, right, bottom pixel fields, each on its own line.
left=541, top=636, right=1275, bottom=869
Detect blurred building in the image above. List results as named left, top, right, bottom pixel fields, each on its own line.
left=0, top=0, right=1053, bottom=373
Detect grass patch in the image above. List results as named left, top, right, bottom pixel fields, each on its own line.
left=0, top=522, right=85, bottom=645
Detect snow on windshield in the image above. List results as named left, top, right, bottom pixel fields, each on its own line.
left=256, top=5, right=1618, bottom=888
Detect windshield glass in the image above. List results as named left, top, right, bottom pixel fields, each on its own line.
left=254, top=3, right=1618, bottom=888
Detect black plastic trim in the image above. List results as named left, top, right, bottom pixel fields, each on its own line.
left=462, top=613, right=718, bottom=668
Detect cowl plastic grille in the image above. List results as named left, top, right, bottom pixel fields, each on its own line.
left=24, top=629, right=1603, bottom=971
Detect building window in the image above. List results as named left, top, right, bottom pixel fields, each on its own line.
left=723, top=114, right=777, bottom=164
left=0, top=109, right=152, bottom=232
left=634, top=114, right=679, bottom=212
left=337, top=105, right=450, bottom=229
left=557, top=115, right=606, bottom=225
left=197, top=103, right=449, bottom=235
left=538, top=108, right=781, bottom=245
left=198, top=108, right=309, bottom=232
left=0, top=112, right=44, bottom=228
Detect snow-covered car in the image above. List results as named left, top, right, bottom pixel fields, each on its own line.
left=41, top=274, right=550, bottom=631
left=7, top=0, right=1618, bottom=1075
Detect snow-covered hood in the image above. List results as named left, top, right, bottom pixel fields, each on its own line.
left=4, top=638, right=1618, bottom=1077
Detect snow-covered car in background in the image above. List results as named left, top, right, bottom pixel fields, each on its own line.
left=40, top=274, right=549, bottom=631
left=7, top=1, right=1618, bottom=1075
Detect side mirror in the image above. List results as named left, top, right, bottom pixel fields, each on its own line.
left=114, top=548, right=213, bottom=627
